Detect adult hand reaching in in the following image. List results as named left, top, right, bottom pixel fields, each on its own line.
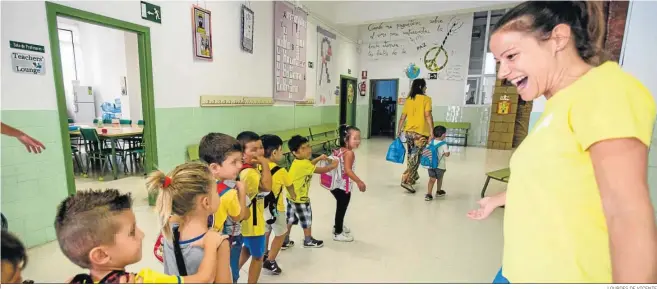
left=17, top=133, right=46, bottom=154
left=1, top=122, right=45, bottom=154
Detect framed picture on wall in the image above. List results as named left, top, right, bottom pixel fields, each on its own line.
left=192, top=5, right=213, bottom=60
left=241, top=5, right=254, bottom=53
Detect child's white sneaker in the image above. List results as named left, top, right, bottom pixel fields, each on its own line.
left=333, top=232, right=354, bottom=242
left=332, top=226, right=351, bottom=235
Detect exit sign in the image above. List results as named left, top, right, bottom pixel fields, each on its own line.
left=141, top=1, right=161, bottom=24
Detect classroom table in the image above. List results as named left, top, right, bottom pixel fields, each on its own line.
left=69, top=124, right=143, bottom=180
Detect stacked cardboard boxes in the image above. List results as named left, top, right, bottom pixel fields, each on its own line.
left=487, top=78, right=519, bottom=150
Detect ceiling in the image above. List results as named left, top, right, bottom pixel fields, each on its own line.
left=301, top=1, right=518, bottom=27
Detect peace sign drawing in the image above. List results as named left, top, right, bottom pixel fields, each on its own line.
left=423, top=16, right=464, bottom=72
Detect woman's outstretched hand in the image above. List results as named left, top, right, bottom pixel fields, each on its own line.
left=467, top=192, right=506, bottom=220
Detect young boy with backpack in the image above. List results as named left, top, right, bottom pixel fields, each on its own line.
left=422, top=125, right=450, bottom=201
left=260, top=134, right=297, bottom=274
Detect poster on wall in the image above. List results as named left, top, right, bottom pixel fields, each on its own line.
left=193, top=6, right=213, bottom=60
left=273, top=1, right=307, bottom=102
left=241, top=5, right=254, bottom=53
left=358, top=14, right=473, bottom=105
left=315, top=26, right=337, bottom=106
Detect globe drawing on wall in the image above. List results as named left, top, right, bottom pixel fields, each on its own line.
left=405, top=63, right=421, bottom=79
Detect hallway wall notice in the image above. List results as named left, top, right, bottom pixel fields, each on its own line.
left=359, top=13, right=473, bottom=105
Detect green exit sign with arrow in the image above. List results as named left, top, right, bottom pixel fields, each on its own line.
left=141, top=1, right=161, bottom=24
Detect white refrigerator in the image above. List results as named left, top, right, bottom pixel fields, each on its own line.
left=73, top=85, right=96, bottom=124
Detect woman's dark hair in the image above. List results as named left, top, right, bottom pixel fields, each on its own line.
left=494, top=1, right=606, bottom=65
left=408, top=79, right=427, bottom=100
left=339, top=124, right=360, bottom=148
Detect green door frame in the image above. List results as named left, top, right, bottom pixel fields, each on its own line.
left=367, top=78, right=399, bottom=139
left=45, top=2, right=158, bottom=195
left=339, top=74, right=358, bottom=127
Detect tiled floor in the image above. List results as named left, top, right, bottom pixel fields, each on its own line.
left=23, top=138, right=512, bottom=283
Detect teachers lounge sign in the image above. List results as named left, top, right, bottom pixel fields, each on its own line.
left=11, top=52, right=45, bottom=75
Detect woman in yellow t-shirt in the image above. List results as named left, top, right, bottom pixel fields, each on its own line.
left=397, top=78, right=434, bottom=193
left=468, top=1, right=657, bottom=284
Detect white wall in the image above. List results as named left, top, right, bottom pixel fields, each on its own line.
left=75, top=20, right=128, bottom=116
left=124, top=31, right=142, bottom=121
left=1, top=1, right=359, bottom=111
left=1, top=1, right=57, bottom=110
left=621, top=1, right=657, bottom=103
left=620, top=0, right=657, bottom=219
left=359, top=13, right=473, bottom=106
left=330, top=1, right=515, bottom=25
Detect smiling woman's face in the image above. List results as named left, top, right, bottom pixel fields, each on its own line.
left=489, top=29, right=555, bottom=101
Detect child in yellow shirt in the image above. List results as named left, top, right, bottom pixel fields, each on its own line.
left=285, top=135, right=337, bottom=248
left=199, top=132, right=247, bottom=283
left=260, top=134, right=297, bottom=274
left=236, top=131, right=271, bottom=284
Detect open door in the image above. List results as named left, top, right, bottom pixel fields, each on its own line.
left=339, top=75, right=357, bottom=126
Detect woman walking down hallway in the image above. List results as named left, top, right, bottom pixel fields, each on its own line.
left=397, top=79, right=434, bottom=193
left=467, top=1, right=657, bottom=283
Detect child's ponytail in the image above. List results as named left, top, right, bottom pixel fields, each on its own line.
left=146, top=162, right=213, bottom=239
left=147, top=170, right=174, bottom=239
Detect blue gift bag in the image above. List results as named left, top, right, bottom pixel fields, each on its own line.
left=420, top=140, right=446, bottom=169
left=386, top=138, right=406, bottom=164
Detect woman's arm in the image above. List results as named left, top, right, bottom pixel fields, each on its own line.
left=424, top=110, right=434, bottom=139
left=1, top=122, right=45, bottom=153
left=590, top=137, right=657, bottom=283
left=397, top=114, right=407, bottom=137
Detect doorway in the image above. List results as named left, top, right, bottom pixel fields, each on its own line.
left=339, top=75, right=357, bottom=126
left=46, top=2, right=157, bottom=194
left=368, top=79, right=399, bottom=139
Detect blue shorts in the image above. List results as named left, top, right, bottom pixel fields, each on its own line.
left=493, top=267, right=510, bottom=284
left=243, top=235, right=266, bottom=259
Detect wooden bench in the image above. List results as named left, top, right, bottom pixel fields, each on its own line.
left=481, top=168, right=510, bottom=198
left=308, top=123, right=338, bottom=151
left=187, top=144, right=200, bottom=162
left=434, top=121, right=471, bottom=147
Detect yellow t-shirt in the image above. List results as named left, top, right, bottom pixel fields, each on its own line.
left=137, top=268, right=183, bottom=284
left=287, top=159, right=316, bottom=203
left=402, top=94, right=432, bottom=136
left=503, top=62, right=656, bottom=283
left=211, top=184, right=240, bottom=233
left=268, top=162, right=292, bottom=212
left=240, top=168, right=265, bottom=236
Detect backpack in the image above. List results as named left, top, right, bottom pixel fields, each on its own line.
left=152, top=183, right=230, bottom=264
left=262, top=166, right=283, bottom=225
left=420, top=140, right=446, bottom=169
left=239, top=164, right=261, bottom=226
left=320, top=148, right=351, bottom=191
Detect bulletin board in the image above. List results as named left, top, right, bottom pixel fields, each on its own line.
left=273, top=1, right=307, bottom=102
left=315, top=26, right=338, bottom=106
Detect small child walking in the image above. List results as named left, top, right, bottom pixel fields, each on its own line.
left=331, top=125, right=366, bottom=242
left=425, top=125, right=450, bottom=201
